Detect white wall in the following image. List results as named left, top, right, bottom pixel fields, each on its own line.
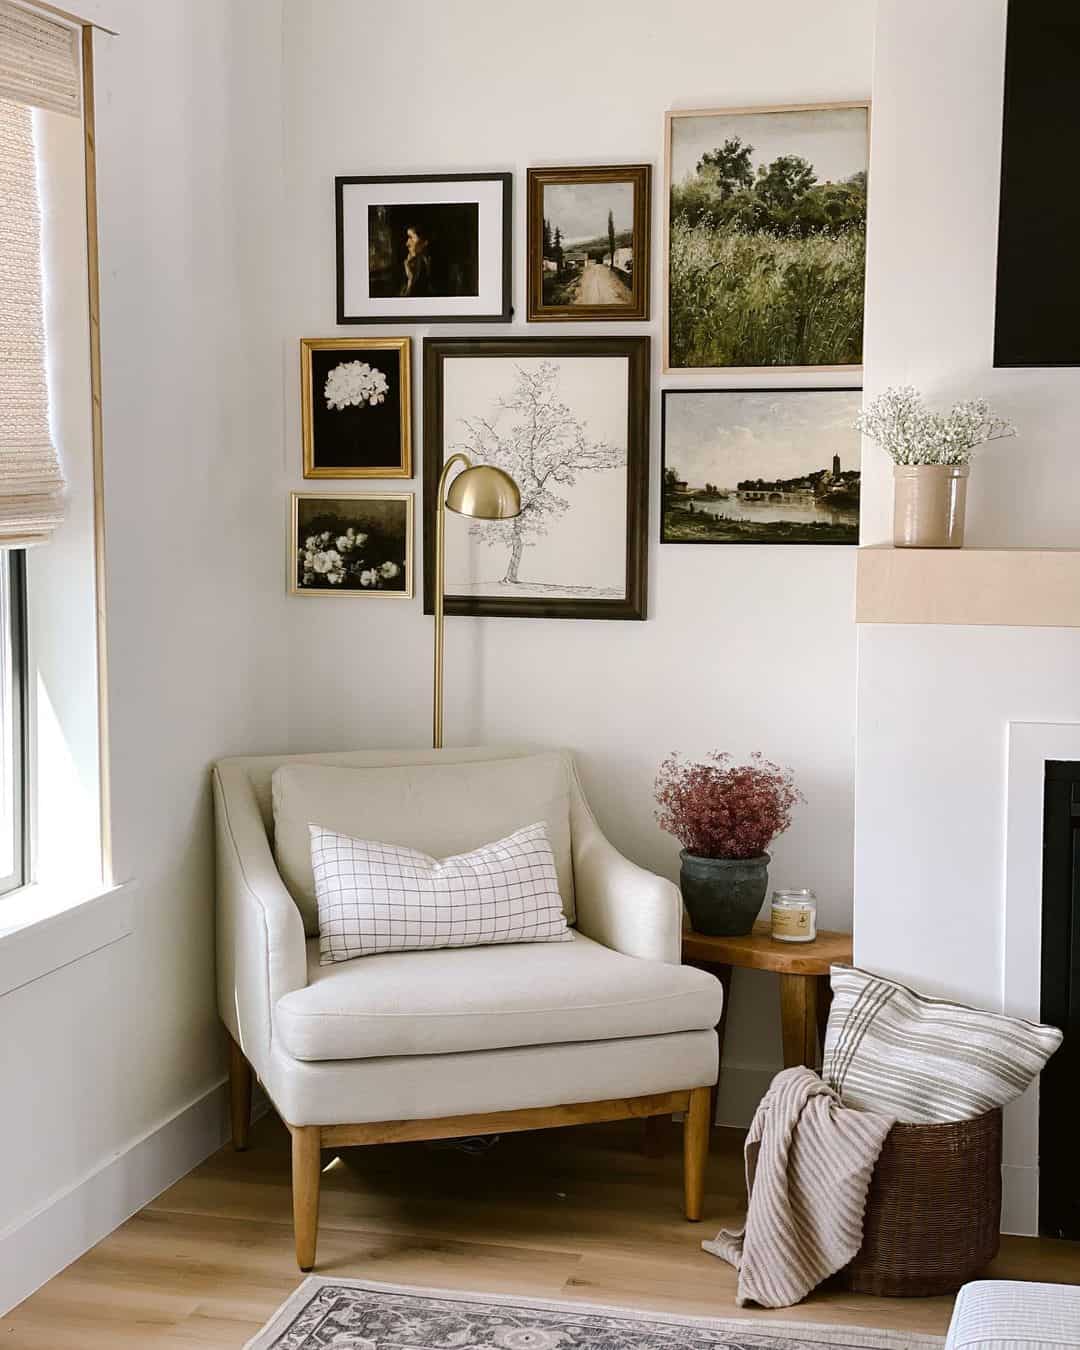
left=856, top=0, right=1080, bottom=1232
left=0, top=0, right=289, bottom=1311
left=278, top=0, right=874, bottom=1120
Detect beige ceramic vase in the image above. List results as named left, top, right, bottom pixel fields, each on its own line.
left=892, top=464, right=969, bottom=547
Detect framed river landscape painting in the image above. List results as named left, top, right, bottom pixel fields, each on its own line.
left=665, top=101, right=869, bottom=371
left=661, top=388, right=861, bottom=545
left=423, top=336, right=649, bottom=619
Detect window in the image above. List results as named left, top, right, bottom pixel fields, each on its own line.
left=0, top=5, right=104, bottom=905
left=0, top=548, right=27, bottom=895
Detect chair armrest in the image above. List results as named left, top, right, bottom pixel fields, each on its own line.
left=214, top=765, right=307, bottom=1072
left=571, top=782, right=683, bottom=964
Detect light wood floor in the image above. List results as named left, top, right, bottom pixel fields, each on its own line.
left=4, top=1113, right=1079, bottom=1347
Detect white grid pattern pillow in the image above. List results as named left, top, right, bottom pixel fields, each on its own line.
left=311, top=821, right=572, bottom=964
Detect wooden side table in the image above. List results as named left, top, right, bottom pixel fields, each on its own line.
left=683, top=921, right=853, bottom=1125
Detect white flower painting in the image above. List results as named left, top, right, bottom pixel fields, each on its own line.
left=291, top=493, right=413, bottom=597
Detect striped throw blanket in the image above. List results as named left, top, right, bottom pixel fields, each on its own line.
left=703, top=1066, right=893, bottom=1308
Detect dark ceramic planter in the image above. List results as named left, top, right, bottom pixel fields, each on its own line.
left=679, top=851, right=770, bottom=936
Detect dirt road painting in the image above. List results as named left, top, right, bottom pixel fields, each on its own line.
left=527, top=165, right=651, bottom=321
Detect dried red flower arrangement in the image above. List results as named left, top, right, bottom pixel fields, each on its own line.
left=654, top=751, right=803, bottom=860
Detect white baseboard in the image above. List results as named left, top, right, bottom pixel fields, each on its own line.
left=0, top=1077, right=235, bottom=1316
left=1001, top=1162, right=1038, bottom=1237
left=714, top=1064, right=773, bottom=1129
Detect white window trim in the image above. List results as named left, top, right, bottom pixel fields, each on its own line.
left=0, top=878, right=129, bottom=997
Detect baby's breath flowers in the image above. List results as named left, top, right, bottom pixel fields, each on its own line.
left=855, top=386, right=1016, bottom=466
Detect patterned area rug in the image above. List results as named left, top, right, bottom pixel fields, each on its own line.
left=245, top=1279, right=945, bottom=1350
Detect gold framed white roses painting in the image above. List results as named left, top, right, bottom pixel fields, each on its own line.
left=290, top=492, right=413, bottom=598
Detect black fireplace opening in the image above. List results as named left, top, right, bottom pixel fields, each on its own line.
left=1040, top=759, right=1080, bottom=1238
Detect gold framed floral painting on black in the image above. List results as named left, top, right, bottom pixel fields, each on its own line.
left=301, top=338, right=411, bottom=479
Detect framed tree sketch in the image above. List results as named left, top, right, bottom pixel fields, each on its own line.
left=291, top=492, right=413, bottom=596
left=423, top=336, right=649, bottom=620
left=335, top=173, right=512, bottom=324
left=661, top=387, right=862, bottom=545
left=665, top=101, right=869, bottom=372
left=301, top=338, right=411, bottom=478
left=527, top=165, right=650, bottom=321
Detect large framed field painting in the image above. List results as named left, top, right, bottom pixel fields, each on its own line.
left=301, top=338, right=410, bottom=478
left=526, top=164, right=651, bottom=321
left=423, top=336, right=649, bottom=620
left=335, top=173, right=512, bottom=324
left=665, top=102, right=869, bottom=372
left=661, top=388, right=862, bottom=545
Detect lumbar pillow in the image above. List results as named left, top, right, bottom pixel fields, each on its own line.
left=823, top=964, right=1063, bottom=1124
left=272, top=752, right=575, bottom=936
left=311, top=820, right=573, bottom=964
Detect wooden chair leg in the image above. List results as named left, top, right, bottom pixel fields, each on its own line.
left=229, top=1037, right=253, bottom=1152
left=291, top=1125, right=322, bottom=1271
left=683, top=1086, right=711, bottom=1222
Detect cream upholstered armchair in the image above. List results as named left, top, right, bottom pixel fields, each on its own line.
left=214, top=746, right=724, bottom=1270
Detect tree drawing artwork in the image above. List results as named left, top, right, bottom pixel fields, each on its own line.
left=451, top=361, right=624, bottom=589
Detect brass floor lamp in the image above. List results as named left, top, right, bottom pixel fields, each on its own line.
left=433, top=454, right=521, bottom=750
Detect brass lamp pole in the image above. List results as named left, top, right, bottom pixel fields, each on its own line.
left=433, top=453, right=521, bottom=749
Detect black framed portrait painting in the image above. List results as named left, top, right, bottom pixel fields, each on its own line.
left=335, top=173, right=512, bottom=324
left=301, top=338, right=411, bottom=478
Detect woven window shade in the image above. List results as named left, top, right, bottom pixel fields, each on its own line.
left=0, top=1, right=80, bottom=117
left=0, top=97, right=65, bottom=545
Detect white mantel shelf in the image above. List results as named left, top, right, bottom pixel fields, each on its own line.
left=856, top=545, right=1080, bottom=628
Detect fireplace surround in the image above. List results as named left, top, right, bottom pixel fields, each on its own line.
left=1040, top=759, right=1080, bottom=1238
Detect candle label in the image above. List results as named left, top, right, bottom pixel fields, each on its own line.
left=772, top=906, right=812, bottom=937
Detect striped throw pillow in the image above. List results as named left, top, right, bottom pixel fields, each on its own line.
left=311, top=820, right=572, bottom=965
left=823, top=964, right=1063, bottom=1124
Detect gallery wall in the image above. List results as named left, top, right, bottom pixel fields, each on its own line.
left=0, top=0, right=291, bottom=1312
left=278, top=0, right=875, bottom=1118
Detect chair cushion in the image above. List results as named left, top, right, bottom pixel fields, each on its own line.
left=272, top=751, right=575, bottom=935
left=312, top=821, right=572, bottom=964
left=946, top=1280, right=1080, bottom=1350
left=274, top=931, right=724, bottom=1061
left=824, top=964, right=1063, bottom=1123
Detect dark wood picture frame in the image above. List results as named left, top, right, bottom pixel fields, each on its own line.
left=526, top=164, right=651, bottom=322
left=660, top=386, right=862, bottom=546
left=301, top=337, right=411, bottom=479
left=335, top=172, right=512, bottom=325
left=423, top=336, right=650, bottom=620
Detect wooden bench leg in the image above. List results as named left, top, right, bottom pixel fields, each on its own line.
left=291, top=1125, right=322, bottom=1272
left=683, top=1086, right=711, bottom=1221
left=229, top=1037, right=253, bottom=1152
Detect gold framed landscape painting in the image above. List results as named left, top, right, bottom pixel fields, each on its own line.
left=527, top=165, right=651, bottom=321
left=301, top=337, right=411, bottom=478
left=664, top=101, right=869, bottom=372
left=290, top=492, right=413, bottom=598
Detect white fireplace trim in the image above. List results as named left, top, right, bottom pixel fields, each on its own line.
left=1002, top=720, right=1080, bottom=1235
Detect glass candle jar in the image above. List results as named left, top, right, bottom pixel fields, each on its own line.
left=770, top=889, right=817, bottom=943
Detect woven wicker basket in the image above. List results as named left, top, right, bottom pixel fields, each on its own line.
left=838, top=1106, right=1003, bottom=1297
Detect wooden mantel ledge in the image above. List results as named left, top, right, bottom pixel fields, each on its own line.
left=856, top=545, right=1080, bottom=628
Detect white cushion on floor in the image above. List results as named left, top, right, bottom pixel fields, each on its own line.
left=946, top=1280, right=1080, bottom=1350
left=274, top=930, right=724, bottom=1062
